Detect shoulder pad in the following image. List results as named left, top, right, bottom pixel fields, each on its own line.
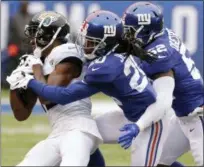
left=48, top=43, right=84, bottom=66
left=142, top=35, right=177, bottom=76
left=84, top=53, right=124, bottom=84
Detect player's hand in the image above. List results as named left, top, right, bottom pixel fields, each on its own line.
left=13, top=55, right=33, bottom=74
left=25, top=54, right=43, bottom=67
left=6, top=71, right=34, bottom=90
left=33, top=47, right=43, bottom=58
left=14, top=54, right=43, bottom=74
left=118, top=123, right=140, bottom=149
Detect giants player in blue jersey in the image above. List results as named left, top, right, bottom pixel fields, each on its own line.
left=7, top=10, right=174, bottom=166
left=122, top=2, right=204, bottom=166
left=88, top=2, right=203, bottom=166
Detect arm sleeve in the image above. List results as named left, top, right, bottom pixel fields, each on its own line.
left=28, top=79, right=99, bottom=105
left=136, top=76, right=175, bottom=131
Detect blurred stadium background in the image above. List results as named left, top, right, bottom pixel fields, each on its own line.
left=1, top=1, right=203, bottom=166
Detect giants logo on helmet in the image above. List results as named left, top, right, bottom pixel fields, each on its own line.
left=104, top=25, right=116, bottom=37
left=137, top=14, right=151, bottom=25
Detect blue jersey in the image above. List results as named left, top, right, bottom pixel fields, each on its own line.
left=140, top=28, right=204, bottom=117
left=28, top=52, right=156, bottom=122
left=84, top=53, right=156, bottom=122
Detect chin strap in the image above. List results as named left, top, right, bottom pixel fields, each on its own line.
left=33, top=27, right=62, bottom=58
left=34, top=18, right=63, bottom=58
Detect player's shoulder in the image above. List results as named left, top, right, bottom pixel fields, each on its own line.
left=145, top=29, right=172, bottom=59
left=48, top=43, right=84, bottom=66
left=87, top=52, right=125, bottom=72
left=84, top=53, right=125, bottom=83
left=141, top=29, right=182, bottom=76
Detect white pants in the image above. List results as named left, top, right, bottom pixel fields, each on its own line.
left=95, top=110, right=131, bottom=144
left=17, top=130, right=98, bottom=166
left=159, top=107, right=203, bottom=166
left=95, top=109, right=172, bottom=166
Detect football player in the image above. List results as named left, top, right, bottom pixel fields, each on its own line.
left=89, top=2, right=203, bottom=167
left=9, top=10, right=174, bottom=166
left=7, top=11, right=103, bottom=166
left=122, top=2, right=203, bottom=166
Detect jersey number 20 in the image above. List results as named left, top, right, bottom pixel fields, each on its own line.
left=124, top=56, right=148, bottom=92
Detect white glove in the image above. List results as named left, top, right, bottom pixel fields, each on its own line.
left=6, top=71, right=34, bottom=90
left=14, top=55, right=33, bottom=74
left=33, top=47, right=43, bottom=58
left=13, top=54, right=43, bottom=74
left=21, top=54, right=43, bottom=67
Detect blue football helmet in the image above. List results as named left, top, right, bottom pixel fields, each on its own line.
left=122, top=2, right=164, bottom=46
left=77, top=10, right=123, bottom=60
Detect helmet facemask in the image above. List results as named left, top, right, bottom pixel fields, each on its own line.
left=24, top=17, right=62, bottom=58
left=76, top=32, right=107, bottom=60
left=124, top=25, right=157, bottom=47
left=76, top=11, right=123, bottom=60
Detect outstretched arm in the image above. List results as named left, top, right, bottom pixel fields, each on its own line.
left=118, top=71, right=175, bottom=149
left=137, top=71, right=175, bottom=131
left=27, top=79, right=99, bottom=105
left=32, top=57, right=82, bottom=105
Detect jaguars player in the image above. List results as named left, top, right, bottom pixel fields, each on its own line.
left=122, top=2, right=203, bottom=166
left=7, top=11, right=103, bottom=166
left=9, top=10, right=177, bottom=166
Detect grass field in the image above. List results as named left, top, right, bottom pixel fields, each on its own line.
left=2, top=114, right=195, bottom=166
left=1, top=89, right=195, bottom=165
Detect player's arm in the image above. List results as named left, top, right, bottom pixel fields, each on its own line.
left=32, top=64, right=47, bottom=104
left=47, top=57, right=82, bottom=86
left=35, top=57, right=82, bottom=105
left=10, top=89, right=37, bottom=121
left=32, top=58, right=81, bottom=104
left=137, top=70, right=175, bottom=131
left=9, top=55, right=44, bottom=121
left=27, top=79, right=99, bottom=105
left=135, top=43, right=176, bottom=131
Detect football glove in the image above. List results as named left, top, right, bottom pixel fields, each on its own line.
left=14, top=54, right=43, bottom=74
left=118, top=123, right=140, bottom=149
left=6, top=71, right=34, bottom=90
left=20, top=54, right=43, bottom=68
left=33, top=47, right=43, bottom=58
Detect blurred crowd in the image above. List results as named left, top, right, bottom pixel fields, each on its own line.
left=2, top=1, right=33, bottom=88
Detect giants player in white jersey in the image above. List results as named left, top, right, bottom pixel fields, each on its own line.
left=7, top=11, right=102, bottom=166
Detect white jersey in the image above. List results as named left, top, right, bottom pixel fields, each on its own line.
left=42, top=43, right=102, bottom=141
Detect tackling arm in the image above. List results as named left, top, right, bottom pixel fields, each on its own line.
left=32, top=57, right=81, bottom=104
left=136, top=70, right=175, bottom=131
left=27, top=79, right=99, bottom=105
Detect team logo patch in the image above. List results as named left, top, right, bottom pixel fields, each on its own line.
left=42, top=17, right=53, bottom=27
left=137, top=14, right=151, bottom=25
left=37, top=12, right=60, bottom=26
left=104, top=25, right=116, bottom=37
left=49, top=59, right=54, bottom=66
